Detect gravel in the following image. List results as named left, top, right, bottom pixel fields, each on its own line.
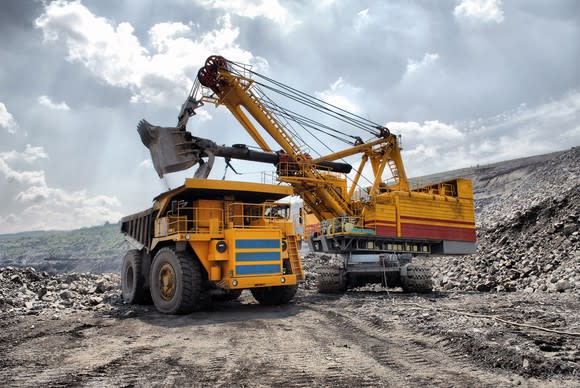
left=0, top=267, right=121, bottom=318
left=431, top=147, right=580, bottom=294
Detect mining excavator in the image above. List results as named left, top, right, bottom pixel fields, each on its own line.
left=121, top=55, right=476, bottom=313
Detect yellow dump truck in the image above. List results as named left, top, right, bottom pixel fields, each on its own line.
left=120, top=178, right=303, bottom=314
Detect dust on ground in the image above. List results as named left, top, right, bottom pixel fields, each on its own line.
left=1, top=285, right=578, bottom=387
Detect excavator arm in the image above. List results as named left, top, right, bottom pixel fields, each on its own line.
left=139, top=54, right=411, bottom=222
left=194, top=56, right=410, bottom=218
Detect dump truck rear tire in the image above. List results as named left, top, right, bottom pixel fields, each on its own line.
left=150, top=247, right=202, bottom=314
left=121, top=249, right=150, bottom=304
left=251, top=285, right=297, bottom=305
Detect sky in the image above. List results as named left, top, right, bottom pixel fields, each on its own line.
left=0, top=0, right=578, bottom=233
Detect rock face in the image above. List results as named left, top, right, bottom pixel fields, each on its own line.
left=430, top=147, right=579, bottom=294
left=0, top=267, right=119, bottom=317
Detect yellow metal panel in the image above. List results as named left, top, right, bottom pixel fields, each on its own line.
left=184, top=178, right=294, bottom=197
left=192, top=199, right=223, bottom=229
left=209, top=265, right=221, bottom=281
left=457, top=179, right=474, bottom=199
left=396, top=193, right=475, bottom=227
left=219, top=274, right=297, bottom=289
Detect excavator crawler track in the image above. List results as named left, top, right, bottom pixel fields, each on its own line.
left=317, top=267, right=347, bottom=294
left=401, top=264, right=433, bottom=293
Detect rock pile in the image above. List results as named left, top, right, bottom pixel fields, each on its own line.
left=431, top=148, right=580, bottom=294
left=473, top=147, right=579, bottom=229
left=0, top=267, right=120, bottom=318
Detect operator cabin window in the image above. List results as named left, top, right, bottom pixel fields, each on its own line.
left=264, top=205, right=288, bottom=219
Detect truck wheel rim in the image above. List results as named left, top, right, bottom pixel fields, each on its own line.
left=159, top=263, right=176, bottom=300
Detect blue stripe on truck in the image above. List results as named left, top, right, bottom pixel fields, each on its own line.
left=235, top=239, right=280, bottom=249
left=236, top=264, right=281, bottom=275
left=236, top=251, right=281, bottom=262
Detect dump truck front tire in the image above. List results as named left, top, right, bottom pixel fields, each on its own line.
left=121, top=249, right=150, bottom=304
left=251, top=285, right=297, bottom=305
left=150, top=247, right=202, bottom=314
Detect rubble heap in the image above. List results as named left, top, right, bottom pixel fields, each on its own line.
left=431, top=148, right=580, bottom=294
left=474, top=147, right=579, bottom=229
left=0, top=267, right=120, bottom=317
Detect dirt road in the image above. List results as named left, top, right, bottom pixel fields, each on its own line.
left=1, top=289, right=578, bottom=387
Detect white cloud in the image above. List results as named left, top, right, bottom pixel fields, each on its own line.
left=355, top=8, right=371, bottom=30
left=196, top=109, right=213, bottom=121
left=0, top=144, right=49, bottom=164
left=35, top=1, right=267, bottom=104
left=0, top=102, right=18, bottom=134
left=389, top=120, right=463, bottom=141
left=139, top=159, right=152, bottom=168
left=194, top=0, right=289, bottom=25
left=4, top=187, right=124, bottom=232
left=0, top=144, right=122, bottom=233
left=0, top=159, right=46, bottom=186
left=405, top=53, right=439, bottom=77
left=315, top=77, right=362, bottom=114
left=0, top=145, right=48, bottom=185
left=454, top=0, right=504, bottom=24
left=385, top=90, right=580, bottom=177
left=38, top=95, right=71, bottom=111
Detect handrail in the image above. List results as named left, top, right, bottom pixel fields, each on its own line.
left=319, top=216, right=376, bottom=236
left=225, top=201, right=291, bottom=229
left=163, top=206, right=224, bottom=235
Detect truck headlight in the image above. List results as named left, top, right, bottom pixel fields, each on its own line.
left=216, top=240, right=227, bottom=253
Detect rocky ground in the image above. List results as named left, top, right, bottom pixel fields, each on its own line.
left=429, top=147, right=579, bottom=295
left=0, top=147, right=579, bottom=387
left=0, top=267, right=120, bottom=319
left=0, top=270, right=579, bottom=387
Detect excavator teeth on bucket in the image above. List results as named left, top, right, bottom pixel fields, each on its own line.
left=137, top=119, right=199, bottom=178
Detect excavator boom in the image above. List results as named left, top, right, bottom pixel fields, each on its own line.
left=137, top=119, right=352, bottom=178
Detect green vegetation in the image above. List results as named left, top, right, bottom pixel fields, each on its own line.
left=0, top=223, right=128, bottom=273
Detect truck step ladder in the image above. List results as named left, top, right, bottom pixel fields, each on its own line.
left=287, top=235, right=304, bottom=281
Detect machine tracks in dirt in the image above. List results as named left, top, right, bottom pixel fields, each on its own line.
left=1, top=293, right=578, bottom=387
left=304, top=301, right=514, bottom=387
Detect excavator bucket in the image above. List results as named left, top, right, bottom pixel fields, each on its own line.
left=137, top=120, right=199, bottom=178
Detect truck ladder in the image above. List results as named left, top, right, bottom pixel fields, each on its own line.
left=287, top=235, right=304, bottom=281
